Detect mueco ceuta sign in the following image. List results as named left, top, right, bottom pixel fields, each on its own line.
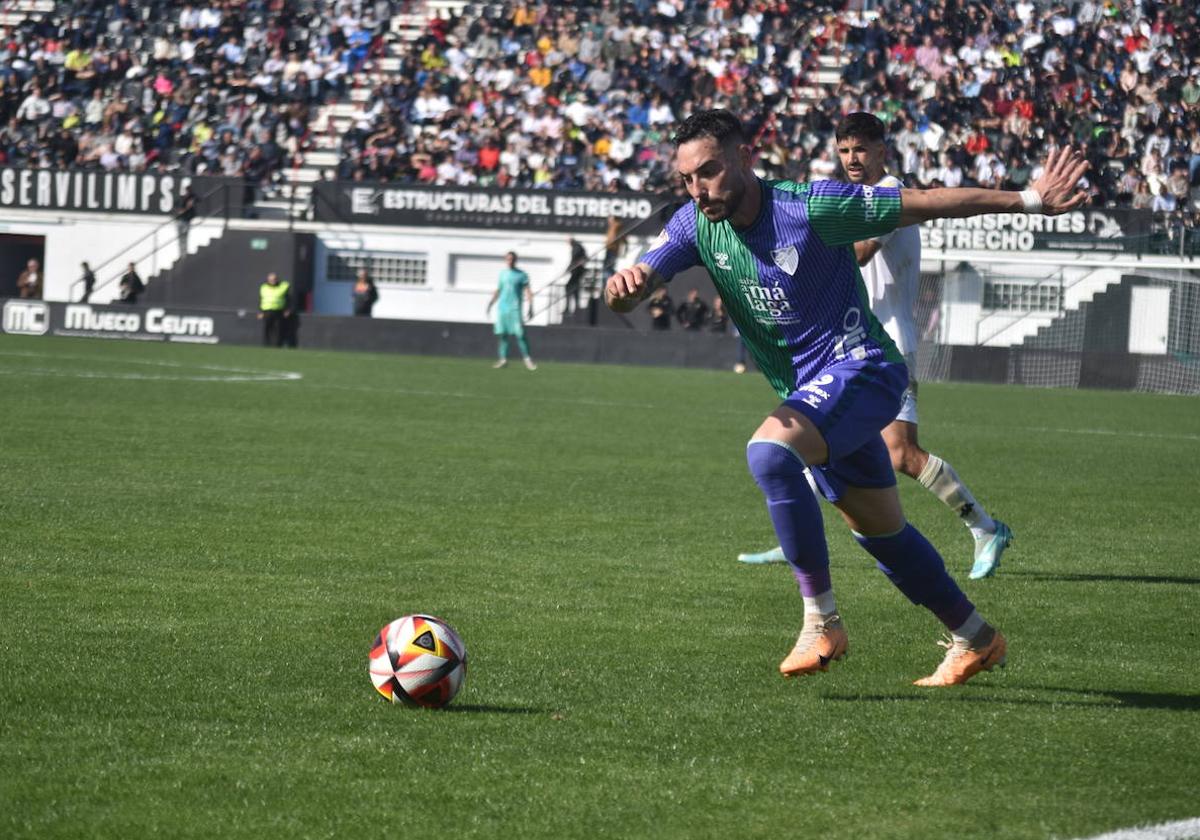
left=3, top=300, right=219, bottom=342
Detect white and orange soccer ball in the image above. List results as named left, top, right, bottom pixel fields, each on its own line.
left=369, top=614, right=467, bottom=708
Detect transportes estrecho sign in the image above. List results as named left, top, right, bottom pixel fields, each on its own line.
left=920, top=208, right=1152, bottom=253
left=1, top=300, right=222, bottom=343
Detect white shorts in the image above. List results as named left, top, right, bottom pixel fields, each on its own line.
left=896, top=353, right=918, bottom=424
left=896, top=380, right=919, bottom=424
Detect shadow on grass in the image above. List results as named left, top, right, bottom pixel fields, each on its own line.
left=1004, top=571, right=1200, bottom=586
left=1024, top=686, right=1200, bottom=712
left=823, top=687, right=1200, bottom=712
left=442, top=703, right=549, bottom=715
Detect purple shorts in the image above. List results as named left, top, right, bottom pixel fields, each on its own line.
left=782, top=359, right=908, bottom=502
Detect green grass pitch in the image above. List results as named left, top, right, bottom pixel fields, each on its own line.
left=1, top=334, right=1197, bottom=839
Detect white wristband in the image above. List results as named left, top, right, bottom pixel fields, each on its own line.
left=1019, top=189, right=1043, bottom=214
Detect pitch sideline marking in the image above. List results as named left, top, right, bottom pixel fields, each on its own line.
left=1069, top=817, right=1200, bottom=840
left=0, top=350, right=302, bottom=382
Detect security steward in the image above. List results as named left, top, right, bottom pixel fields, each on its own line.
left=258, top=272, right=291, bottom=347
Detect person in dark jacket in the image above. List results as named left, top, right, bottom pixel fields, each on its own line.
left=351, top=268, right=379, bottom=316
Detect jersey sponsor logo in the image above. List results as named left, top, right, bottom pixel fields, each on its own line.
left=834, top=306, right=869, bottom=361
left=741, top=283, right=798, bottom=322
left=646, top=229, right=670, bottom=252
left=713, top=252, right=731, bottom=270
left=796, top=373, right=836, bottom=409
left=2, top=300, right=49, bottom=335
left=770, top=245, right=798, bottom=275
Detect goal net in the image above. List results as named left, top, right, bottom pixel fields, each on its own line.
left=915, top=264, right=1200, bottom=395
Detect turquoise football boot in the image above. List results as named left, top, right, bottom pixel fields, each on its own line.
left=969, top=521, right=1013, bottom=580
left=737, top=546, right=787, bottom=565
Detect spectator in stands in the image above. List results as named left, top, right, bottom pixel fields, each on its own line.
left=564, top=236, right=586, bottom=317
left=79, top=261, right=96, bottom=303
left=16, top=258, right=42, bottom=300
left=351, top=268, right=379, bottom=317
left=647, top=285, right=673, bottom=330
left=117, top=262, right=144, bottom=305
left=177, top=185, right=198, bottom=254
left=1, top=0, right=1197, bottom=230
left=603, top=215, right=625, bottom=277
left=709, top=295, right=729, bottom=333
left=676, top=288, right=710, bottom=330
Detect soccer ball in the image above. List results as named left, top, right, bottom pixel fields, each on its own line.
left=369, top=614, right=467, bottom=708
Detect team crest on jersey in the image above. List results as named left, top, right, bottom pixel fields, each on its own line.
left=713, top=252, right=731, bottom=270
left=770, top=245, right=798, bottom=275
left=647, top=230, right=670, bottom=252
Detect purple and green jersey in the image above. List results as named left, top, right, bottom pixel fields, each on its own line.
left=641, top=178, right=905, bottom=399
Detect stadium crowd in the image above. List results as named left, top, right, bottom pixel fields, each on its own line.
left=0, top=0, right=1197, bottom=232
left=0, top=0, right=390, bottom=196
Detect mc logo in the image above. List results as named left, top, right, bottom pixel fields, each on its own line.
left=2, top=299, right=49, bottom=335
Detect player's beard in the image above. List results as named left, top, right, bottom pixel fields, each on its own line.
left=698, top=176, right=745, bottom=222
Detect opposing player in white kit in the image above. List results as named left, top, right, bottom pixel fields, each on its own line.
left=738, top=113, right=1013, bottom=579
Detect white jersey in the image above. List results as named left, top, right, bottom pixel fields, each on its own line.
left=861, top=173, right=921, bottom=357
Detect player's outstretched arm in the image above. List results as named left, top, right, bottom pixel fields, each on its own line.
left=897, top=145, right=1090, bottom=227
left=605, top=262, right=664, bottom=313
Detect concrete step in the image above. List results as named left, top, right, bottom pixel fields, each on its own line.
left=814, top=68, right=843, bottom=86
left=310, top=134, right=341, bottom=150
left=326, top=102, right=360, bottom=118
left=817, top=53, right=851, bottom=68
left=281, top=168, right=324, bottom=184
left=311, top=114, right=353, bottom=134
left=304, top=150, right=340, bottom=168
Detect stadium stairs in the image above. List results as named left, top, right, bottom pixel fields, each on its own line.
left=286, top=1, right=850, bottom=221
left=140, top=228, right=316, bottom=310
left=973, top=267, right=1127, bottom=347
left=273, top=0, right=471, bottom=218
left=1021, top=272, right=1178, bottom=353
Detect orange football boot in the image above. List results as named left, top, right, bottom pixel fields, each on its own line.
left=779, top=614, right=848, bottom=677
left=914, top=629, right=1007, bottom=687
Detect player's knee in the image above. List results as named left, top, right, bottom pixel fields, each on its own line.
left=746, top=439, right=808, bottom=498
left=890, top=443, right=926, bottom=479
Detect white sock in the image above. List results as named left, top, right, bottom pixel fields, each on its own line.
left=950, top=610, right=986, bottom=645
left=802, top=590, right=837, bottom=619
left=917, top=454, right=996, bottom=540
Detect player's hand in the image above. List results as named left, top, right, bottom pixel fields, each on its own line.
left=1030, top=145, right=1090, bottom=215
left=605, top=264, right=651, bottom=313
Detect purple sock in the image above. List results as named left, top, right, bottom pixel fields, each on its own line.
left=854, top=523, right=974, bottom=630
left=746, top=440, right=831, bottom=597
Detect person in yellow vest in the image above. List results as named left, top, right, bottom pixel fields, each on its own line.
left=257, top=272, right=291, bottom=347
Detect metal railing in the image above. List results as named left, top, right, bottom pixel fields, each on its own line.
left=526, top=198, right=680, bottom=327
left=69, top=183, right=237, bottom=303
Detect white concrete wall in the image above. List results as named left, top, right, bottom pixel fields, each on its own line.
left=0, top=211, right=222, bottom=303
left=5, top=208, right=1191, bottom=345
left=312, top=227, right=629, bottom=325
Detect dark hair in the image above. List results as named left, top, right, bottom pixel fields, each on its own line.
left=836, top=112, right=887, bottom=143
left=673, top=109, right=747, bottom=148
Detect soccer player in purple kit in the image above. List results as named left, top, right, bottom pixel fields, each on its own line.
left=738, top=112, right=1014, bottom=579
left=606, top=110, right=1088, bottom=686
